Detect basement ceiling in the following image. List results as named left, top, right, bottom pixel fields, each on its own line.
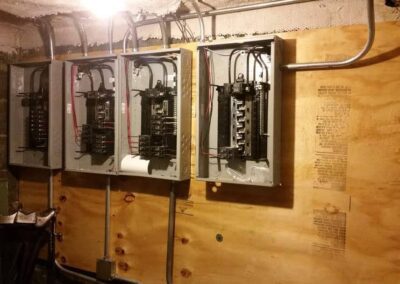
left=0, top=0, right=271, bottom=19
left=0, top=0, right=182, bottom=18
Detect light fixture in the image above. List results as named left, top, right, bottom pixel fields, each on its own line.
left=81, top=0, right=126, bottom=18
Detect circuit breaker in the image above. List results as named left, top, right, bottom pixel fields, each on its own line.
left=118, top=48, right=191, bottom=180
left=9, top=60, right=63, bottom=169
left=196, top=36, right=282, bottom=187
left=64, top=55, right=118, bottom=174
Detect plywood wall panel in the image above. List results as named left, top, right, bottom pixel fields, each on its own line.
left=18, top=21, right=400, bottom=284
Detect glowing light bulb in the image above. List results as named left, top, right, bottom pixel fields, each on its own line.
left=81, top=0, right=126, bottom=18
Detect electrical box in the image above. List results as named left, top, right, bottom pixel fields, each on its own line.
left=9, top=60, right=63, bottom=169
left=64, top=55, right=118, bottom=175
left=196, top=36, right=282, bottom=187
left=118, top=48, right=192, bottom=180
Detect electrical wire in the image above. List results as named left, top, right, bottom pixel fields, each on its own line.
left=201, top=45, right=271, bottom=159
left=125, top=59, right=134, bottom=154
left=201, top=50, right=219, bottom=158
left=70, top=65, right=80, bottom=145
left=70, top=61, right=115, bottom=148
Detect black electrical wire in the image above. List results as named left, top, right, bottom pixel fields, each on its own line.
left=246, top=50, right=252, bottom=84
left=228, top=48, right=249, bottom=84
left=141, top=63, right=154, bottom=88
left=95, top=67, right=105, bottom=87
left=29, top=66, right=46, bottom=93
left=233, top=52, right=242, bottom=83
left=255, top=52, right=269, bottom=82
left=159, top=58, right=177, bottom=76
left=138, top=59, right=168, bottom=87
left=251, top=51, right=267, bottom=82
left=229, top=46, right=268, bottom=84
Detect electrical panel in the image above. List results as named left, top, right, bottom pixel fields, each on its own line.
left=64, top=55, right=118, bottom=175
left=196, top=36, right=282, bottom=187
left=118, top=48, right=191, bottom=180
left=9, top=60, right=63, bottom=169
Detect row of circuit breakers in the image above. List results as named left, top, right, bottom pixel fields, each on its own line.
left=9, top=37, right=282, bottom=187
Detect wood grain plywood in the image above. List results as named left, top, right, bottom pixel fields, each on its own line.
left=18, top=21, right=400, bottom=284
left=19, top=167, right=48, bottom=212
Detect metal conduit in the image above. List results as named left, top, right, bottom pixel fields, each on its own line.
left=159, top=16, right=170, bottom=49
left=124, top=12, right=139, bottom=52
left=189, top=0, right=205, bottom=42
left=104, top=175, right=111, bottom=259
left=48, top=170, right=53, bottom=208
left=122, top=0, right=317, bottom=51
left=282, top=0, right=375, bottom=70
left=72, top=15, right=88, bottom=57
left=39, top=18, right=55, bottom=60
left=123, top=29, right=131, bottom=53
left=55, top=260, right=104, bottom=283
left=134, top=0, right=317, bottom=27
left=166, top=182, right=176, bottom=284
left=47, top=21, right=55, bottom=60
left=108, top=17, right=114, bottom=54
left=47, top=171, right=103, bottom=283
left=120, top=1, right=314, bottom=53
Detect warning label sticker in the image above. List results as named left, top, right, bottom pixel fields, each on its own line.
left=312, top=208, right=346, bottom=256
left=314, top=85, right=351, bottom=191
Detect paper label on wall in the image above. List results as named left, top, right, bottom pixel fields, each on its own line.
left=314, top=85, right=351, bottom=191
left=67, top=103, right=72, bottom=114
left=312, top=209, right=346, bottom=256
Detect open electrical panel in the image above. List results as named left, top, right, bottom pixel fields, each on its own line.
left=118, top=48, right=192, bottom=180
left=196, top=36, right=282, bottom=187
left=9, top=60, right=63, bottom=169
left=64, top=55, right=118, bottom=174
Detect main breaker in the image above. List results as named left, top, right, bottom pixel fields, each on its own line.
left=64, top=55, right=118, bottom=174
left=196, top=37, right=282, bottom=187
left=118, top=48, right=191, bottom=180
left=9, top=60, right=63, bottom=169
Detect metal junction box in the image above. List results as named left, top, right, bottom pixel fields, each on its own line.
left=196, top=36, right=282, bottom=187
left=9, top=60, right=63, bottom=169
left=64, top=55, right=119, bottom=175
left=118, top=48, right=192, bottom=180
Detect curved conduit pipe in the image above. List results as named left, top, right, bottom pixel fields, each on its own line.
left=159, top=16, right=170, bottom=49
left=122, top=29, right=131, bottom=53
left=71, top=15, right=88, bottom=57
left=38, top=18, right=55, bottom=60
left=189, top=0, right=205, bottom=42
left=108, top=17, right=114, bottom=54
left=282, top=0, right=375, bottom=70
left=123, top=12, right=139, bottom=52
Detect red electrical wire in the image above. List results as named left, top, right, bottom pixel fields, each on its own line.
left=70, top=65, right=80, bottom=145
left=202, top=51, right=219, bottom=158
left=125, top=59, right=134, bottom=154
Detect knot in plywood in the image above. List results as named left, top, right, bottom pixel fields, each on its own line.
left=123, top=193, right=135, bottom=203
left=115, top=247, right=125, bottom=255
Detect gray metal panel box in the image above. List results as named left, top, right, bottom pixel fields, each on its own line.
left=196, top=36, right=282, bottom=187
left=118, top=48, right=192, bottom=181
left=64, top=55, right=119, bottom=175
left=9, top=60, right=63, bottom=169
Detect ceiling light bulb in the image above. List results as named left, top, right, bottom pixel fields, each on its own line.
left=81, top=0, right=126, bottom=18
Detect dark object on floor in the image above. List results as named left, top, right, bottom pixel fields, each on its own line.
left=386, top=0, right=400, bottom=7
left=0, top=209, right=55, bottom=284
